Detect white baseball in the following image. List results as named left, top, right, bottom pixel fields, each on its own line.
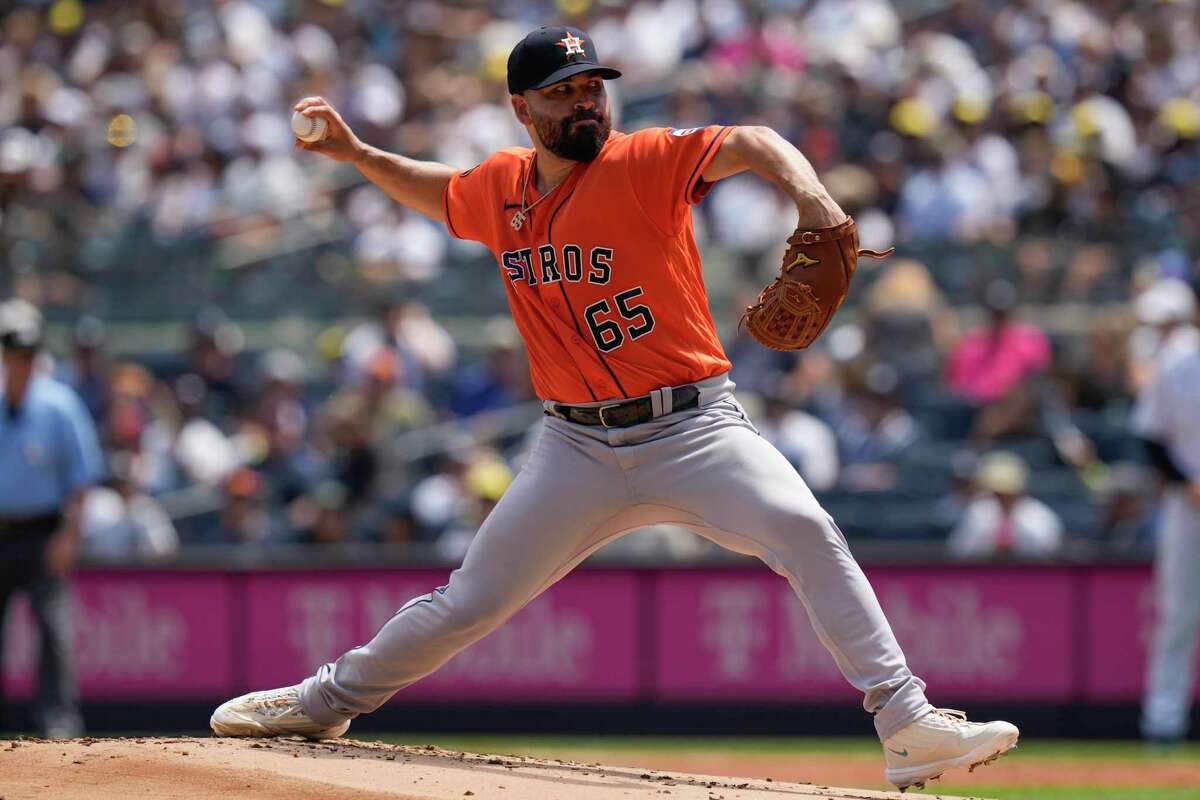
left=291, top=111, right=327, bottom=143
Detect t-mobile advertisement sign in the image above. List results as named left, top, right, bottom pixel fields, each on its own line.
left=241, top=569, right=640, bottom=701
left=1081, top=566, right=1200, bottom=701
left=655, top=567, right=1076, bottom=702
left=3, top=564, right=1188, bottom=703
left=3, top=571, right=234, bottom=699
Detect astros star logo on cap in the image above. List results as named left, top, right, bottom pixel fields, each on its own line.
left=557, top=32, right=585, bottom=57
left=506, top=26, right=621, bottom=95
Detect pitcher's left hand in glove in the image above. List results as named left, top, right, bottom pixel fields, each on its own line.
left=742, top=216, right=893, bottom=351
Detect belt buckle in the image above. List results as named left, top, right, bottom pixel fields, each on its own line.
left=597, top=403, right=622, bottom=428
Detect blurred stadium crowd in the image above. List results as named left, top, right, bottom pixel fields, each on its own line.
left=1, top=0, right=1198, bottom=560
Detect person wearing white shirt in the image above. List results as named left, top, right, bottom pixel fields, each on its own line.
left=948, top=451, right=1063, bottom=558
left=1127, top=278, right=1198, bottom=395
left=756, top=394, right=840, bottom=492
left=1133, top=344, right=1200, bottom=743
left=80, top=453, right=179, bottom=561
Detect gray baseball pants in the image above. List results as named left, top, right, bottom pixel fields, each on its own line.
left=299, top=374, right=933, bottom=740
left=1142, top=488, right=1200, bottom=740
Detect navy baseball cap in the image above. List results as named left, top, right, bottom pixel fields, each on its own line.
left=507, top=26, right=621, bottom=95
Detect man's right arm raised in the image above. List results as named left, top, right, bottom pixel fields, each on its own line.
left=293, top=96, right=456, bottom=224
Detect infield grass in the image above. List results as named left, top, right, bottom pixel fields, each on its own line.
left=939, top=790, right=1200, bottom=800
left=358, top=735, right=1200, bottom=800
left=362, top=734, right=1200, bottom=760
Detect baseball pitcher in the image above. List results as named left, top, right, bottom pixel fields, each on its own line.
left=211, top=26, right=1018, bottom=790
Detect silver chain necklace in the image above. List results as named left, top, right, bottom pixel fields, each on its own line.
left=511, top=157, right=568, bottom=231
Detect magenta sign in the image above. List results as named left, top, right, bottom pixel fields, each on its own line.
left=1083, top=566, right=1200, bottom=701
left=1, top=564, right=1181, bottom=706
left=2, top=571, right=234, bottom=699
left=240, top=569, right=640, bottom=701
left=1084, top=567, right=1154, bottom=701
left=655, top=567, right=1075, bottom=702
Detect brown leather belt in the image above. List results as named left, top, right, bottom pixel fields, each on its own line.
left=549, top=385, right=701, bottom=429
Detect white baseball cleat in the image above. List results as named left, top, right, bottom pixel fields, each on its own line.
left=210, top=684, right=350, bottom=739
left=882, top=708, right=1019, bottom=791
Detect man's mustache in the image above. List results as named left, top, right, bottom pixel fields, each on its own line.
left=567, top=111, right=605, bottom=126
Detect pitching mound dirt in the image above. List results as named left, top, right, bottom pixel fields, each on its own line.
left=0, top=736, right=988, bottom=800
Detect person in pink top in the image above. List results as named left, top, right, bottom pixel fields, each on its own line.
left=944, top=280, right=1050, bottom=440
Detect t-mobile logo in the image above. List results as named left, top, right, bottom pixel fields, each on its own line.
left=701, top=584, right=768, bottom=681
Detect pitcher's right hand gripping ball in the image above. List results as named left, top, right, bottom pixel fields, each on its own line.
left=291, top=97, right=363, bottom=163
left=742, top=216, right=893, bottom=351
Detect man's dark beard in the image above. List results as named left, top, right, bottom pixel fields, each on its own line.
left=532, top=108, right=611, bottom=162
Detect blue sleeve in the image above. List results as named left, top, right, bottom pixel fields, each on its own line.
left=57, top=387, right=105, bottom=493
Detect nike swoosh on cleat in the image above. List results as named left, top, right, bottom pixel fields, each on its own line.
left=888, top=747, right=908, bottom=757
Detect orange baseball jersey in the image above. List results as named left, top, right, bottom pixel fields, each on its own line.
left=442, top=125, right=735, bottom=403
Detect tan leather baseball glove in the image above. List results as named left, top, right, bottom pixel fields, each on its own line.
left=741, top=216, right=893, bottom=351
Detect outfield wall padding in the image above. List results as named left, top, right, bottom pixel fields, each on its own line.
left=2, top=564, right=1191, bottom=704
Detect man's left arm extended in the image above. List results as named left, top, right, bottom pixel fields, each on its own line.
left=703, top=125, right=846, bottom=229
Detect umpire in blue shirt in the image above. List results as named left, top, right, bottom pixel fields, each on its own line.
left=0, top=299, right=103, bottom=738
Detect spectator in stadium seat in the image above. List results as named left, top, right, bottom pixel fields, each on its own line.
left=254, top=349, right=326, bottom=504
left=931, top=450, right=979, bottom=536
left=1094, top=462, right=1157, bottom=552
left=948, top=451, right=1063, bottom=558
left=183, top=309, right=245, bottom=421
left=1060, top=245, right=1121, bottom=304
left=835, top=364, right=919, bottom=492
left=861, top=257, right=957, bottom=383
left=1127, top=277, right=1198, bottom=395
left=895, top=134, right=996, bottom=242
left=409, top=450, right=473, bottom=543
left=105, top=364, right=181, bottom=495
left=80, top=451, right=179, bottom=561
left=288, top=480, right=352, bottom=546
left=375, top=497, right=419, bottom=547
left=320, top=347, right=432, bottom=464
left=171, top=373, right=242, bottom=489
left=341, top=300, right=438, bottom=395
left=256, top=349, right=310, bottom=454
left=754, top=389, right=840, bottom=493
left=211, top=467, right=284, bottom=545
left=314, top=401, right=379, bottom=512
left=449, top=324, right=535, bottom=418
left=944, top=279, right=1051, bottom=442
left=59, top=316, right=110, bottom=426
left=435, top=455, right=515, bottom=562
left=392, top=301, right=457, bottom=382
